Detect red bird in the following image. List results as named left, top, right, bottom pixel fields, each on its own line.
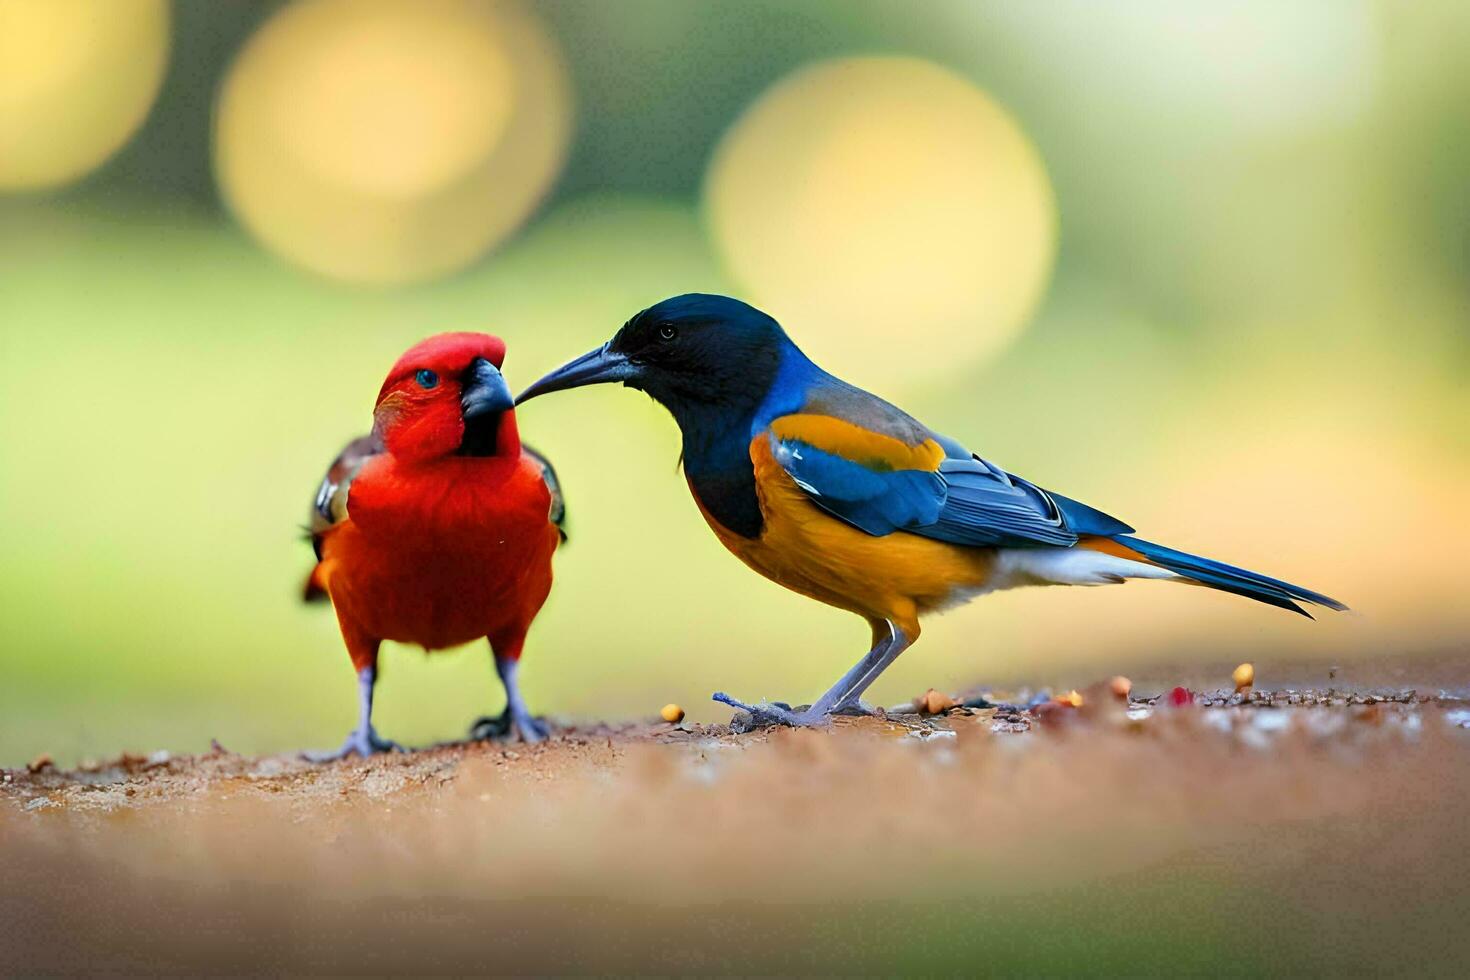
left=303, top=333, right=566, bottom=758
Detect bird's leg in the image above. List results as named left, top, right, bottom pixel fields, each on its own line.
left=802, top=625, right=902, bottom=719
left=827, top=620, right=903, bottom=716
left=304, top=664, right=402, bottom=762
left=470, top=641, right=550, bottom=743
left=495, top=655, right=551, bottom=742
left=713, top=626, right=901, bottom=730
left=829, top=623, right=913, bottom=716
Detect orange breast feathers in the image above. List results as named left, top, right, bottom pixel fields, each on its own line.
left=314, top=454, right=559, bottom=653
left=690, top=434, right=996, bottom=637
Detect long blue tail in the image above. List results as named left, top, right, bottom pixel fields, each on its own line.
left=1114, top=536, right=1348, bottom=618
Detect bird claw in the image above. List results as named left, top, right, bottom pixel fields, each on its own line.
left=302, top=726, right=403, bottom=763
left=832, top=698, right=881, bottom=717
left=511, top=717, right=550, bottom=744
left=713, top=692, right=831, bottom=732
left=469, top=709, right=552, bottom=744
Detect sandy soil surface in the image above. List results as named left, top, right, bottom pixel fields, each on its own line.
left=5, top=660, right=1470, bottom=974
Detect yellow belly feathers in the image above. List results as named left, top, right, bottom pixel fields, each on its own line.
left=690, top=435, right=997, bottom=638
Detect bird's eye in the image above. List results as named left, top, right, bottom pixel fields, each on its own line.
left=415, top=369, right=439, bottom=389
left=658, top=325, right=677, bottom=341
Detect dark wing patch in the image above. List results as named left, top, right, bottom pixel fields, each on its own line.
left=522, top=443, right=568, bottom=543
left=923, top=455, right=1076, bottom=547
left=924, top=455, right=1132, bottom=547
left=309, top=433, right=382, bottom=558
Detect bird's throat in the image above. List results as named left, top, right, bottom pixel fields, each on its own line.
left=458, top=410, right=503, bottom=457
left=680, top=413, right=764, bottom=539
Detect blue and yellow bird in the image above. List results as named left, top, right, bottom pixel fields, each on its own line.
left=517, top=294, right=1346, bottom=726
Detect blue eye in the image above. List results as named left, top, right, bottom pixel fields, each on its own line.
left=415, top=369, right=439, bottom=389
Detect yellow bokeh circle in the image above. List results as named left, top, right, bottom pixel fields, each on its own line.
left=0, top=0, right=169, bottom=191
left=705, top=57, right=1057, bottom=383
left=215, top=0, right=572, bottom=285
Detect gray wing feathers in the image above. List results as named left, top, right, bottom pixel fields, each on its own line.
left=926, top=455, right=1078, bottom=547
left=310, top=433, right=381, bottom=542
left=522, top=443, right=568, bottom=542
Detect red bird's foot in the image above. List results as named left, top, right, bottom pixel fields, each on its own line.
left=469, top=708, right=551, bottom=744
left=712, top=693, right=833, bottom=732
left=475, top=656, right=552, bottom=743
left=302, top=725, right=403, bottom=763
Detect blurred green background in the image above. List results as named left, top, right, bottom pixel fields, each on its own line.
left=3, top=0, right=1468, bottom=766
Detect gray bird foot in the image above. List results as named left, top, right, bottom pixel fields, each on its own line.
left=469, top=709, right=551, bottom=744
left=713, top=692, right=833, bottom=732
left=832, top=698, right=881, bottom=717
left=302, top=726, right=402, bottom=762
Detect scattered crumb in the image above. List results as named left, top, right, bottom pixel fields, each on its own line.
left=916, top=688, right=958, bottom=714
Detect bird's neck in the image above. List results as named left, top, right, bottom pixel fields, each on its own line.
left=675, top=344, right=822, bottom=539
left=676, top=405, right=761, bottom=539
left=677, top=399, right=758, bottom=474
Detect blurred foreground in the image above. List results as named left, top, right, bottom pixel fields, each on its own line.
left=6, top=658, right=1469, bottom=974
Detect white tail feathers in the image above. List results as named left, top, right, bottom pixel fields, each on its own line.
left=990, top=547, right=1180, bottom=591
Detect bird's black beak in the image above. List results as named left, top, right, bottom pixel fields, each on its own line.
left=460, top=357, right=514, bottom=457
left=461, top=357, right=514, bottom=420
left=515, top=343, right=636, bottom=405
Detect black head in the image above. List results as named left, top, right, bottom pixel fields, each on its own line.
left=516, top=294, right=791, bottom=422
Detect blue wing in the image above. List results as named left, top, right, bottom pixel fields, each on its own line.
left=768, top=398, right=1132, bottom=549
left=772, top=434, right=946, bottom=534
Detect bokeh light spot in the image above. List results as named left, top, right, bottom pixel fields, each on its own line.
left=0, top=0, right=169, bottom=191
left=705, top=56, right=1056, bottom=383
left=214, top=0, right=571, bottom=285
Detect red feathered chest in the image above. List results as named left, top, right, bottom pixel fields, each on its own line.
left=317, top=452, right=558, bottom=652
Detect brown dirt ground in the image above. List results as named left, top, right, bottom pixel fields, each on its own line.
left=5, top=660, right=1470, bottom=975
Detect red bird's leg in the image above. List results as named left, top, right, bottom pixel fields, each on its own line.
left=469, top=633, right=551, bottom=744
left=302, top=665, right=402, bottom=761
left=304, top=634, right=402, bottom=761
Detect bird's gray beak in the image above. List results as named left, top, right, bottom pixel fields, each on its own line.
left=515, top=343, right=636, bottom=405
left=461, top=357, right=514, bottom=421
